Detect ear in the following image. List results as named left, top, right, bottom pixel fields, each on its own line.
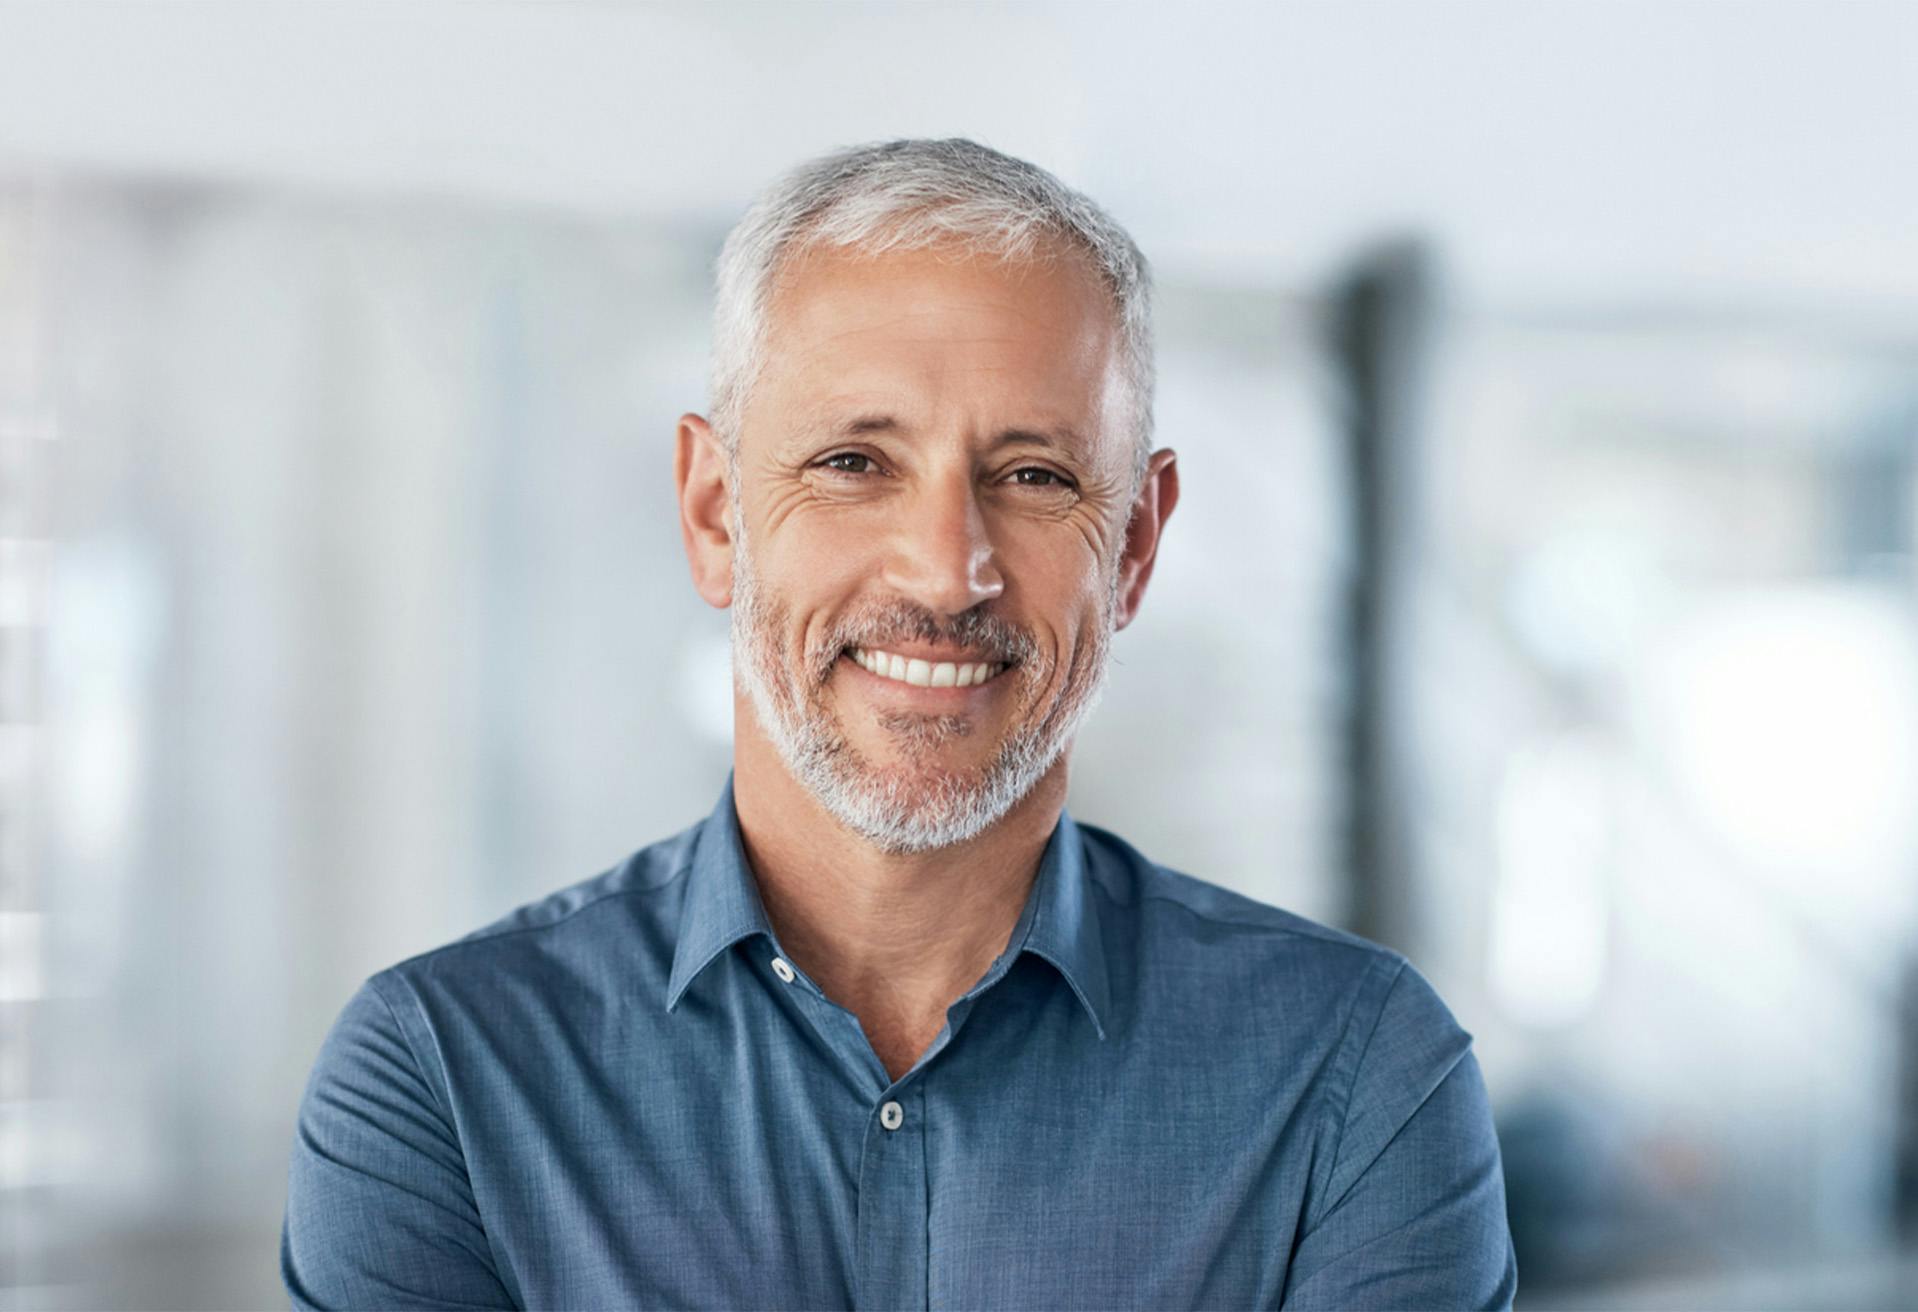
left=675, top=413, right=735, bottom=608
left=1113, top=448, right=1180, bottom=632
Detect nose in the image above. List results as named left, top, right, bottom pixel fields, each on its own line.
left=880, top=471, right=1005, bottom=616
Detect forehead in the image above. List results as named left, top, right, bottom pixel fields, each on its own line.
left=746, top=239, right=1125, bottom=453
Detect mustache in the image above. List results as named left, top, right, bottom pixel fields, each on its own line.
left=818, top=601, right=1039, bottom=671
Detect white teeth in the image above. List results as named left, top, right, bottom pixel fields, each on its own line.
left=853, top=648, right=1004, bottom=689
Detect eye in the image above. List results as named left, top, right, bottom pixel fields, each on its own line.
left=1009, top=466, right=1074, bottom=489
left=817, top=451, right=878, bottom=475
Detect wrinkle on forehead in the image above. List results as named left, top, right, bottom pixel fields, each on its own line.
left=745, top=238, right=1127, bottom=467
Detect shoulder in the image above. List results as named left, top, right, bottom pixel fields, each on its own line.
left=367, top=816, right=705, bottom=1020
left=1076, top=819, right=1470, bottom=1062
left=1079, top=820, right=1410, bottom=980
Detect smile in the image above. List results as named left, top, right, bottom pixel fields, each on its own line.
left=848, top=647, right=1010, bottom=689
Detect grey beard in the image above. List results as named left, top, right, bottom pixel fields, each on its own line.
left=728, top=519, right=1119, bottom=854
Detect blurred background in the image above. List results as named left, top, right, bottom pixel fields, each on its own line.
left=3, top=2, right=1917, bottom=1307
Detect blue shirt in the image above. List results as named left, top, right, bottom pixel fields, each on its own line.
left=282, top=781, right=1517, bottom=1309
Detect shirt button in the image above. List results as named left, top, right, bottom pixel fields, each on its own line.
left=770, top=957, right=795, bottom=983
left=880, top=1100, right=904, bottom=1131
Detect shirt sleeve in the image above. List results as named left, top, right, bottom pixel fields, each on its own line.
left=281, top=975, right=519, bottom=1311
left=1280, top=960, right=1518, bottom=1311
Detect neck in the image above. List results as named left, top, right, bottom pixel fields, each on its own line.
left=731, top=701, right=1068, bottom=1078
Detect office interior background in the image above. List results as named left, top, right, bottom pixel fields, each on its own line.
left=2, top=3, right=1917, bottom=1308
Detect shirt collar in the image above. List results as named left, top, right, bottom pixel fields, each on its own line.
left=664, top=777, right=1112, bottom=1040
left=665, top=777, right=775, bottom=1013
left=1010, top=802, right=1111, bottom=1040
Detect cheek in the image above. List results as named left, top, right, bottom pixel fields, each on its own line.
left=772, top=504, right=883, bottom=577
left=761, top=521, right=877, bottom=645
left=1018, top=588, right=1107, bottom=692
left=1013, top=545, right=1108, bottom=619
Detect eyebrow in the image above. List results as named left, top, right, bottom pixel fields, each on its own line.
left=823, top=414, right=1085, bottom=453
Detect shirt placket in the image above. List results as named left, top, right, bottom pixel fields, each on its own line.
left=847, top=992, right=997, bottom=1309
left=757, top=946, right=1012, bottom=1311
left=757, top=947, right=924, bottom=1307
left=853, top=1079, right=929, bottom=1310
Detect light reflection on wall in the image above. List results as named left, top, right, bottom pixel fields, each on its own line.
left=1490, top=732, right=1613, bottom=1030
left=1427, top=312, right=1918, bottom=1299
left=1657, top=587, right=1918, bottom=888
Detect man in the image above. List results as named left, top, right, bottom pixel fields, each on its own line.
left=282, top=138, right=1517, bottom=1310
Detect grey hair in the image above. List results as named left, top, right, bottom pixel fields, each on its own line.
left=708, top=138, right=1156, bottom=484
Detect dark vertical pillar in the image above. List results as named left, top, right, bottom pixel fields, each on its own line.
left=1898, top=955, right=1918, bottom=1241
left=1876, top=396, right=1918, bottom=1242
left=1328, top=240, right=1434, bottom=951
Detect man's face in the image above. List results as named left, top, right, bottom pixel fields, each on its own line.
left=725, top=240, right=1143, bottom=852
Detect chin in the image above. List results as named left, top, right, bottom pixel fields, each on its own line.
left=818, top=780, right=1017, bottom=855
left=804, top=733, right=1058, bottom=855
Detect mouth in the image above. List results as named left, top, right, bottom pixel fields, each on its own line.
left=845, top=646, right=1012, bottom=690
